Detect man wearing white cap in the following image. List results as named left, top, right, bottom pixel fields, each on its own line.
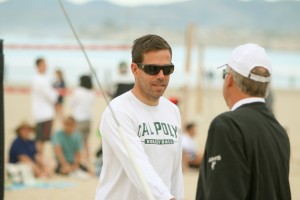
left=196, top=43, right=291, bottom=200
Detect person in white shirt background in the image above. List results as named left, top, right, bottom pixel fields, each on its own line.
left=95, top=34, right=184, bottom=200
left=182, top=122, right=202, bottom=170
left=31, top=57, right=58, bottom=156
left=109, top=61, right=135, bottom=99
left=70, top=75, right=95, bottom=166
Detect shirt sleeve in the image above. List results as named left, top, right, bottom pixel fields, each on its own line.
left=36, top=79, right=58, bottom=104
left=9, top=140, right=21, bottom=163
left=170, top=131, right=185, bottom=199
left=51, top=132, right=60, bottom=146
left=197, top=115, right=249, bottom=200
left=100, top=110, right=173, bottom=200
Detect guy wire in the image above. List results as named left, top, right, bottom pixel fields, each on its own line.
left=57, top=0, right=119, bottom=126
left=57, top=1, right=155, bottom=199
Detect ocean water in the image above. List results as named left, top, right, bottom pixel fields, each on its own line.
left=3, top=36, right=300, bottom=89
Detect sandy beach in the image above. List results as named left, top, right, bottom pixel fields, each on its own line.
left=4, top=86, right=300, bottom=200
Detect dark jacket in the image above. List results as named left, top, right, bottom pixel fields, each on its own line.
left=196, top=102, right=291, bottom=200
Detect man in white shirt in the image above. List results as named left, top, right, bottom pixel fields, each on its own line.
left=31, top=58, right=57, bottom=154
left=96, top=34, right=184, bottom=200
left=71, top=75, right=95, bottom=165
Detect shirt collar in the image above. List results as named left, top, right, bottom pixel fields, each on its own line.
left=231, top=97, right=265, bottom=111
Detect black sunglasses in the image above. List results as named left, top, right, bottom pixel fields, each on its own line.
left=137, top=63, right=174, bottom=76
left=222, top=69, right=228, bottom=79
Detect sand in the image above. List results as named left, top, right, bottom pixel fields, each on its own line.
left=3, top=86, right=300, bottom=200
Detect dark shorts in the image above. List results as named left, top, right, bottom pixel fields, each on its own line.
left=56, top=95, right=64, bottom=104
left=36, top=120, right=53, bottom=142
left=188, top=162, right=200, bottom=169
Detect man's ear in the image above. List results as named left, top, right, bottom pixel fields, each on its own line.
left=226, top=73, right=234, bottom=87
left=131, top=63, right=138, bottom=78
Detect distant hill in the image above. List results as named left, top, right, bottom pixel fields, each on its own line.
left=1, top=0, right=300, bottom=49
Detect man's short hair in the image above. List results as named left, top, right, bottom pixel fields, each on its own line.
left=229, top=66, right=270, bottom=97
left=35, top=57, right=44, bottom=67
left=131, top=34, right=172, bottom=64
left=185, top=122, right=195, bottom=132
left=80, top=75, right=93, bottom=89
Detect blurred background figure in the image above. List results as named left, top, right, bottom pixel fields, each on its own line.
left=31, top=58, right=58, bottom=157
left=51, top=116, right=91, bottom=178
left=265, top=88, right=274, bottom=114
left=9, top=122, right=53, bottom=179
left=109, top=61, right=134, bottom=99
left=182, top=122, right=202, bottom=170
left=70, top=75, right=95, bottom=166
left=95, top=129, right=103, bottom=177
left=53, top=69, right=66, bottom=119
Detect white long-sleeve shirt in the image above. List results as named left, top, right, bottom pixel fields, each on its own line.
left=70, top=87, right=95, bottom=122
left=96, top=91, right=184, bottom=200
left=31, top=73, right=57, bottom=122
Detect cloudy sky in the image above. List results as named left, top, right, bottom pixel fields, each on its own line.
left=0, top=0, right=188, bottom=7
left=66, top=0, right=300, bottom=6
left=0, top=0, right=298, bottom=7
left=66, top=0, right=188, bottom=6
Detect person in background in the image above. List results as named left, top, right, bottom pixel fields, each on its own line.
left=70, top=75, right=95, bottom=166
left=94, top=129, right=103, bottom=177
left=51, top=116, right=90, bottom=177
left=95, top=34, right=184, bottom=200
left=109, top=61, right=135, bottom=99
left=97, top=62, right=134, bottom=175
left=196, top=43, right=291, bottom=200
left=9, top=122, right=53, bottom=178
left=53, top=69, right=66, bottom=118
left=31, top=57, right=58, bottom=156
left=182, top=122, right=202, bottom=170
left=265, top=88, right=274, bottom=113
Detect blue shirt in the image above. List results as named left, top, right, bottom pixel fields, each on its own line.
left=51, top=130, right=82, bottom=163
left=9, top=137, right=37, bottom=163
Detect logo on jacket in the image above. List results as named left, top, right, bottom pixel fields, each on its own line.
left=208, top=155, right=221, bottom=170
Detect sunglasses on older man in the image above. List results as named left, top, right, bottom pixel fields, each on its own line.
left=222, top=69, right=229, bottom=79
left=137, top=63, right=174, bottom=76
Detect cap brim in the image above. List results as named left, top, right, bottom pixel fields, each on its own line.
left=217, top=64, right=228, bottom=69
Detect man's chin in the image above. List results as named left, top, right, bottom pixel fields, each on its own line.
left=152, top=89, right=165, bottom=98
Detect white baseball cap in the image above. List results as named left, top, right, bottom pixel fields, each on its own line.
left=225, top=43, right=272, bottom=83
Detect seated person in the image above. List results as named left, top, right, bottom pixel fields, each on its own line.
left=9, top=122, right=52, bottom=178
left=52, top=116, right=90, bottom=176
left=182, top=122, right=203, bottom=169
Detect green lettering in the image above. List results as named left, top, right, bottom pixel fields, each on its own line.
left=171, top=125, right=177, bottom=138
left=154, top=122, right=161, bottom=135
left=142, top=123, right=149, bottom=136
left=148, top=123, right=155, bottom=135
left=137, top=124, right=142, bottom=137
left=161, top=123, right=169, bottom=135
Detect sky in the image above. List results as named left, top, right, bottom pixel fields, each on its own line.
left=0, top=0, right=189, bottom=7
left=66, top=0, right=300, bottom=6
left=0, top=0, right=297, bottom=7
left=66, top=0, right=188, bottom=6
